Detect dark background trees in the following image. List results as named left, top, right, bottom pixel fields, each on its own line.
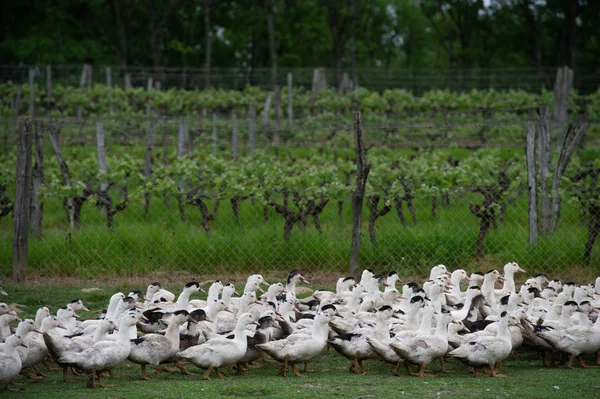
left=1, top=0, right=598, bottom=74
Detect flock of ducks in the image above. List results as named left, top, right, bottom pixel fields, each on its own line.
left=0, top=264, right=599, bottom=390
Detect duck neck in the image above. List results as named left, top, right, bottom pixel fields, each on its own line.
left=221, top=290, right=234, bottom=307
left=375, top=315, right=390, bottom=337
left=207, top=287, right=220, bottom=303
left=312, top=320, right=329, bottom=341
left=175, top=290, right=192, bottom=310
left=116, top=322, right=133, bottom=344
left=92, top=325, right=110, bottom=343
left=285, top=281, right=296, bottom=301
left=496, top=317, right=510, bottom=341
left=502, top=270, right=516, bottom=292
left=435, top=316, right=448, bottom=341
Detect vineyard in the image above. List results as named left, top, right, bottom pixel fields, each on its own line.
left=1, top=79, right=600, bottom=280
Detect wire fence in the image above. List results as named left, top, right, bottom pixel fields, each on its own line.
left=3, top=64, right=600, bottom=94
left=1, top=114, right=599, bottom=280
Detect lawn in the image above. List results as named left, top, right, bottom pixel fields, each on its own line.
left=2, top=281, right=600, bottom=399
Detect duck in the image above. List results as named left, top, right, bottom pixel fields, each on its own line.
left=189, top=280, right=223, bottom=309
left=176, top=312, right=257, bottom=380
left=496, top=262, right=526, bottom=297
left=0, top=285, right=6, bottom=297
left=329, top=306, right=394, bottom=374
left=149, top=283, right=176, bottom=304
left=445, top=269, right=470, bottom=306
left=0, top=334, right=25, bottom=391
left=537, top=305, right=600, bottom=368
left=0, top=312, right=21, bottom=342
left=448, top=311, right=512, bottom=377
left=128, top=309, right=195, bottom=380
left=234, top=314, right=278, bottom=375
left=0, top=303, right=14, bottom=317
left=0, top=319, right=40, bottom=369
left=22, top=316, right=66, bottom=379
left=257, top=312, right=331, bottom=378
left=57, top=312, right=139, bottom=388
left=284, top=270, right=310, bottom=303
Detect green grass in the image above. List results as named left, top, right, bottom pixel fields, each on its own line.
left=2, top=282, right=600, bottom=398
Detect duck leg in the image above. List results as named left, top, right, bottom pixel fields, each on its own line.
left=278, top=354, right=289, bottom=378
left=577, top=356, right=589, bottom=369
left=175, top=361, right=193, bottom=375
left=62, top=367, right=71, bottom=383
left=303, top=362, right=309, bottom=373
left=235, top=363, right=246, bottom=376
left=596, top=351, right=600, bottom=365
left=405, top=361, right=415, bottom=376
left=42, top=359, right=59, bottom=371
left=489, top=363, right=505, bottom=377
left=349, top=357, right=358, bottom=374
left=566, top=354, right=575, bottom=369
left=140, top=364, right=152, bottom=381
left=97, top=371, right=114, bottom=387
left=292, top=364, right=306, bottom=378
left=215, top=367, right=225, bottom=380
left=108, top=368, right=118, bottom=379
left=202, top=364, right=214, bottom=380
left=86, top=366, right=96, bottom=389
left=439, top=357, right=453, bottom=373
left=358, top=359, right=368, bottom=375
left=415, top=362, right=433, bottom=378
left=392, top=360, right=403, bottom=376
left=472, top=367, right=478, bottom=378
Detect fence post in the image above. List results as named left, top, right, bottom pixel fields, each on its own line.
left=31, top=121, right=45, bottom=237
left=212, top=113, right=217, bottom=157
left=538, top=107, right=551, bottom=234
left=46, top=65, right=52, bottom=109
left=29, top=68, right=35, bottom=118
left=526, top=122, right=538, bottom=245
left=231, top=111, right=238, bottom=161
left=144, top=119, right=156, bottom=216
left=106, top=67, right=114, bottom=115
left=13, top=117, right=33, bottom=283
left=287, top=73, right=293, bottom=130
left=350, top=111, right=369, bottom=280
left=262, top=93, right=272, bottom=140
left=249, top=102, right=256, bottom=154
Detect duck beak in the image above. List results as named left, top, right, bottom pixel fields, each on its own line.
left=73, top=312, right=80, bottom=319
left=204, top=316, right=213, bottom=323
left=135, top=303, right=144, bottom=309
left=252, top=321, right=260, bottom=327
left=300, top=276, right=310, bottom=284
left=258, top=287, right=265, bottom=294
left=33, top=328, right=42, bottom=334
left=518, top=267, right=526, bottom=273
left=140, top=314, right=149, bottom=322
left=8, top=310, right=18, bottom=316
left=262, top=281, right=270, bottom=287
left=0, top=288, right=7, bottom=296
left=187, top=316, right=198, bottom=324
left=498, top=276, right=505, bottom=282
left=224, top=306, right=233, bottom=313
left=254, top=300, right=262, bottom=305
left=234, top=291, right=241, bottom=296
left=21, top=342, right=29, bottom=348
left=57, top=323, right=67, bottom=330
left=199, top=287, right=207, bottom=293
left=81, top=305, right=90, bottom=312
left=465, top=276, right=471, bottom=281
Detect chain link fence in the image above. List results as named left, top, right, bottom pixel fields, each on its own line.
left=1, top=113, right=598, bottom=281
left=3, top=64, right=600, bottom=94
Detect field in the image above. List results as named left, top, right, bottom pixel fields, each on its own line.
left=2, top=281, right=600, bottom=399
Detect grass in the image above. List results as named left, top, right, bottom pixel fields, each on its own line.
left=3, top=282, right=600, bottom=398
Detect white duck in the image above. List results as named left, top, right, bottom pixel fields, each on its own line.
left=0, top=334, right=25, bottom=391
left=390, top=311, right=453, bottom=377
left=57, top=313, right=139, bottom=388
left=128, top=309, right=194, bottom=380
left=189, top=280, right=223, bottom=309
left=177, top=312, right=256, bottom=380
left=257, top=312, right=331, bottom=378
left=328, top=305, right=394, bottom=374
left=496, top=262, right=526, bottom=297
left=0, top=313, right=21, bottom=342
left=448, top=311, right=512, bottom=377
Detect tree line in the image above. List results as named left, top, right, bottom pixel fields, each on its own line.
left=1, top=0, right=599, bottom=88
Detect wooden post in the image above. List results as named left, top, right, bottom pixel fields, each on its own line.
left=106, top=67, right=114, bottom=115
left=160, top=118, right=170, bottom=209
left=538, top=107, right=551, bottom=234
left=86, top=64, right=93, bottom=89
left=48, top=123, right=75, bottom=228
left=31, top=121, right=44, bottom=237
left=96, top=121, right=108, bottom=193
left=177, top=121, right=187, bottom=222
left=262, top=93, right=272, bottom=140
left=349, top=111, right=370, bottom=280
left=13, top=117, right=33, bottom=283
left=28, top=68, right=35, bottom=118
left=287, top=73, right=293, bottom=130
left=249, top=102, right=256, bottom=154
left=273, top=85, right=281, bottom=145
left=553, top=66, right=573, bottom=141
left=77, top=65, right=87, bottom=122
left=125, top=73, right=132, bottom=90
left=46, top=65, right=52, bottom=109
left=231, top=111, right=238, bottom=161
left=143, top=119, right=156, bottom=216
left=526, top=122, right=538, bottom=245
left=212, top=113, right=217, bottom=157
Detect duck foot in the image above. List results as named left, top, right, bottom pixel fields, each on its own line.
left=439, top=357, right=453, bottom=373
left=86, top=367, right=96, bottom=388
left=392, top=360, right=404, bottom=376
left=141, top=365, right=152, bottom=381
left=303, top=362, right=309, bottom=373
left=108, top=369, right=118, bottom=379
left=154, top=365, right=177, bottom=374
left=42, top=360, right=59, bottom=371
left=292, top=364, right=306, bottom=378
left=489, top=364, right=505, bottom=377
left=415, top=363, right=434, bottom=378
left=175, top=361, right=193, bottom=375
left=566, top=354, right=575, bottom=369
left=405, top=362, right=415, bottom=376
left=202, top=365, right=214, bottom=380
left=215, top=367, right=225, bottom=379
left=22, top=371, right=46, bottom=381
left=62, top=367, right=72, bottom=383
left=32, top=365, right=50, bottom=378
left=511, top=350, right=519, bottom=360
left=578, top=356, right=589, bottom=368
left=96, top=371, right=114, bottom=387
